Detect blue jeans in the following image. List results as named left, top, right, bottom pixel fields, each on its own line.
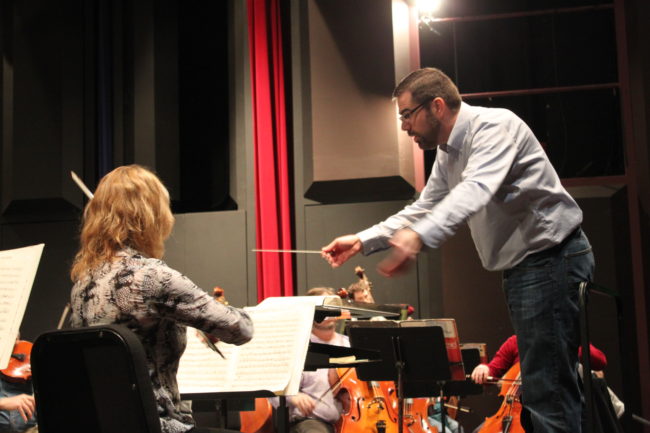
left=503, top=228, right=594, bottom=433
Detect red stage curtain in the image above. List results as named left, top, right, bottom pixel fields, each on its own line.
left=247, top=0, right=294, bottom=301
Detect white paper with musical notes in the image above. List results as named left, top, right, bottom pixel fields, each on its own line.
left=0, top=244, right=44, bottom=369
left=178, top=296, right=324, bottom=396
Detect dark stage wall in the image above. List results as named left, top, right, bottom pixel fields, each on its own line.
left=0, top=0, right=255, bottom=338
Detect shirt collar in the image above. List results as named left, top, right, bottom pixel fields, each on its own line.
left=443, top=101, right=473, bottom=152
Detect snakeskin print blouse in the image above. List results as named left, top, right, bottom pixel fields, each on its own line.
left=70, top=247, right=254, bottom=433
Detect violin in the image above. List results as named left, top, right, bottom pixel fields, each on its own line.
left=478, top=362, right=524, bottom=433
left=0, top=340, right=33, bottom=383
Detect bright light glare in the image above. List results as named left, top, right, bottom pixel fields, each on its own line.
left=416, top=0, right=442, bottom=15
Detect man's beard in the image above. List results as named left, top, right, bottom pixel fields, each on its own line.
left=416, top=115, right=442, bottom=150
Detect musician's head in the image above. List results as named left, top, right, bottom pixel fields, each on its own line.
left=306, top=287, right=335, bottom=297
left=305, top=287, right=340, bottom=339
left=393, top=68, right=461, bottom=112
left=393, top=68, right=461, bottom=151
left=71, top=164, right=174, bottom=281
left=347, top=281, right=374, bottom=303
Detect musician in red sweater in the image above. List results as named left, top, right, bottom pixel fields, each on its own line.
left=471, top=335, right=607, bottom=384
left=469, top=335, right=614, bottom=433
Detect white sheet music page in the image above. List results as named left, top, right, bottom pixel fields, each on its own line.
left=177, top=296, right=324, bottom=396
left=176, top=329, right=235, bottom=394
left=0, top=244, right=45, bottom=369
left=229, top=297, right=316, bottom=395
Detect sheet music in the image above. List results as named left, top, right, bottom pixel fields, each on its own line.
left=178, top=296, right=319, bottom=396
left=0, top=244, right=45, bottom=369
left=176, top=331, right=235, bottom=393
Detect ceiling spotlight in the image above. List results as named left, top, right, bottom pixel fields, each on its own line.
left=416, top=0, right=442, bottom=16
left=416, top=0, right=442, bottom=32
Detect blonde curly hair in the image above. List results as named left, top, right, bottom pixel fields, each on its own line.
left=70, top=165, right=175, bottom=282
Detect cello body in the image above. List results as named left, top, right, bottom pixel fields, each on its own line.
left=240, top=398, right=274, bottom=433
left=378, top=382, right=439, bottom=433
left=336, top=369, right=399, bottom=433
left=478, top=363, right=524, bottom=433
left=402, top=397, right=439, bottom=433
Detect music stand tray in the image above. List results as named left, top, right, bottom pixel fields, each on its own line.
left=304, top=342, right=381, bottom=371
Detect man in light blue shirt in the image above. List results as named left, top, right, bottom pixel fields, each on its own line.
left=322, top=68, right=595, bottom=433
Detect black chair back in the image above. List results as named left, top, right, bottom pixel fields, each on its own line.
left=31, top=325, right=162, bottom=433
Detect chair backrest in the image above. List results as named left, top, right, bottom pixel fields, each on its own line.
left=31, top=325, right=162, bottom=433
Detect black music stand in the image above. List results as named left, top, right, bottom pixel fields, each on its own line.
left=348, top=326, right=454, bottom=433
left=304, top=342, right=381, bottom=371
left=315, top=303, right=402, bottom=322
left=410, top=347, right=483, bottom=399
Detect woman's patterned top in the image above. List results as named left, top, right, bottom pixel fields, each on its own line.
left=70, top=247, right=253, bottom=433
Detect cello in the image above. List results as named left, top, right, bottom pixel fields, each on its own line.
left=336, top=368, right=399, bottom=433
left=240, top=398, right=274, bottom=433
left=379, top=382, right=438, bottom=433
left=478, top=362, right=524, bottom=433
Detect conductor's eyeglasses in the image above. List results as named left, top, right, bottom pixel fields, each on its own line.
left=399, top=98, right=432, bottom=122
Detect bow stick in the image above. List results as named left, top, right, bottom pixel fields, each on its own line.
left=70, top=171, right=94, bottom=200
left=252, top=249, right=322, bottom=254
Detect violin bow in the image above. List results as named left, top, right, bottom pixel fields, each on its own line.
left=70, top=171, right=94, bottom=200
left=314, top=367, right=353, bottom=404
left=57, top=303, right=71, bottom=330
left=57, top=171, right=93, bottom=331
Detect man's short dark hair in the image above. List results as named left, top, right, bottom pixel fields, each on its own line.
left=393, top=67, right=462, bottom=111
left=347, top=281, right=371, bottom=301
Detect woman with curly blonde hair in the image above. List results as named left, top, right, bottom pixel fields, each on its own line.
left=70, top=165, right=174, bottom=280
left=69, top=165, right=253, bottom=433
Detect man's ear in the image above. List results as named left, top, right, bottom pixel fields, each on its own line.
left=431, top=97, right=444, bottom=115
